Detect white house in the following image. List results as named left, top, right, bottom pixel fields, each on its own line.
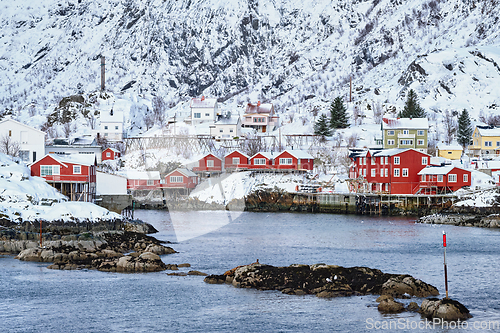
left=96, top=171, right=127, bottom=195
left=0, top=118, right=45, bottom=163
left=99, top=109, right=124, bottom=141
left=190, top=96, right=218, bottom=124
left=209, top=115, right=241, bottom=139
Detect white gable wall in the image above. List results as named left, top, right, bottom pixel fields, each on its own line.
left=0, top=119, right=45, bottom=163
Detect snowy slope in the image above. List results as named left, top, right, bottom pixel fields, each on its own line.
left=0, top=153, right=120, bottom=223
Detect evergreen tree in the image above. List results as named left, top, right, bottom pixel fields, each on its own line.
left=329, top=96, right=349, bottom=129
left=457, top=109, right=473, bottom=151
left=314, top=114, right=332, bottom=137
left=399, top=89, right=426, bottom=118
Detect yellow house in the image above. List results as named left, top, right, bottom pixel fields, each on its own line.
left=437, top=144, right=463, bottom=160
left=469, top=126, right=500, bottom=156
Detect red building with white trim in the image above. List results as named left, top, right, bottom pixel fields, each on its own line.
left=30, top=154, right=96, bottom=202
left=102, top=147, right=121, bottom=161
left=248, top=152, right=275, bottom=170
left=224, top=150, right=249, bottom=170
left=161, top=168, right=198, bottom=189
left=417, top=166, right=471, bottom=194
left=123, top=170, right=161, bottom=190
left=350, top=148, right=431, bottom=194
left=192, top=153, right=223, bottom=173
left=274, top=150, right=314, bottom=171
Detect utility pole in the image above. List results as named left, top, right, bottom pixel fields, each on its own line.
left=101, top=56, right=105, bottom=91
left=349, top=75, right=352, bottom=103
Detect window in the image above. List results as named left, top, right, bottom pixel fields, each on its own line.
left=385, top=157, right=388, bottom=164
left=371, top=157, right=376, bottom=165
left=362, top=158, right=366, bottom=165
left=19, top=150, right=29, bottom=162
left=422, top=157, right=428, bottom=165
left=53, top=165, right=60, bottom=175
left=8, top=130, right=12, bottom=136
left=485, top=141, right=492, bottom=147
left=417, top=130, right=424, bottom=136
left=371, top=169, right=376, bottom=177
left=230, top=129, right=233, bottom=133
left=232, top=157, right=240, bottom=165
left=194, top=113, right=201, bottom=118
left=402, top=168, right=408, bottom=177
left=106, top=152, right=111, bottom=157
left=400, top=139, right=413, bottom=145
left=220, top=129, right=224, bottom=133
left=403, top=130, right=409, bottom=135
left=394, top=168, right=400, bottom=177
left=279, top=158, right=293, bottom=165
left=254, top=158, right=266, bottom=165
left=463, top=174, right=468, bottom=183
left=207, top=160, right=214, bottom=167
left=387, top=130, right=395, bottom=136
left=422, top=175, right=426, bottom=182
left=73, top=165, right=81, bottom=174
left=387, top=139, right=395, bottom=145
left=385, top=169, right=388, bottom=177
left=147, top=180, right=154, bottom=186
left=115, top=126, right=119, bottom=130
left=363, top=169, right=366, bottom=177
left=448, top=174, right=457, bottom=182
left=417, top=140, right=425, bottom=146
left=104, top=125, right=108, bottom=130
left=394, top=156, right=400, bottom=165
left=254, top=118, right=258, bottom=122
left=170, top=176, right=183, bottom=183
left=497, top=141, right=500, bottom=147
left=385, top=183, right=389, bottom=191
left=40, top=165, right=52, bottom=176
left=205, top=113, right=210, bottom=117
left=438, top=175, right=443, bottom=182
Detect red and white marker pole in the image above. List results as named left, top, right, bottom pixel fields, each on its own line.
left=443, top=231, right=448, bottom=299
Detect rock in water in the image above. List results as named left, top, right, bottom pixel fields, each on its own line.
left=378, top=296, right=405, bottom=313
left=420, top=298, right=472, bottom=321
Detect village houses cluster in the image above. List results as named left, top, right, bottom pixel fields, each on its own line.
left=1, top=97, right=499, bottom=203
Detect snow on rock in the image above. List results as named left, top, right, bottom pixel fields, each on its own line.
left=0, top=153, right=120, bottom=223
left=454, top=187, right=500, bottom=208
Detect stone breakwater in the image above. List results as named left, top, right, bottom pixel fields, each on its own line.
left=418, top=213, right=500, bottom=228
left=6, top=230, right=176, bottom=273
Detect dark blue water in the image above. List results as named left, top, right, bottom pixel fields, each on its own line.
left=1, top=211, right=499, bottom=332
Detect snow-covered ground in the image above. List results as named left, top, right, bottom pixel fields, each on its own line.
left=0, top=153, right=120, bottom=223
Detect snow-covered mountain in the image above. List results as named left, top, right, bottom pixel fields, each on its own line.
left=1, top=0, right=500, bottom=137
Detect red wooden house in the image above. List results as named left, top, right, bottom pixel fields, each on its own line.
left=123, top=170, right=161, bottom=190
left=224, top=150, right=249, bottom=170
left=102, top=147, right=121, bottom=161
left=192, top=153, right=223, bottom=174
left=417, top=166, right=471, bottom=194
left=30, top=154, right=96, bottom=202
left=248, top=152, right=275, bottom=170
left=161, top=168, right=198, bottom=189
left=350, top=148, right=431, bottom=194
left=274, top=150, right=314, bottom=171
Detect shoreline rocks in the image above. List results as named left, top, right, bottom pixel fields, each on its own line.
left=420, top=298, right=472, bottom=321
left=418, top=213, right=500, bottom=228
left=204, top=263, right=439, bottom=299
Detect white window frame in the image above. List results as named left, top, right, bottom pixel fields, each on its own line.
left=371, top=169, right=376, bottom=177
left=385, top=168, right=388, bottom=177
left=448, top=174, right=457, bottom=182
left=371, top=157, right=376, bottom=165
left=106, top=152, right=111, bottom=157
left=402, top=168, right=408, bottom=177
left=417, top=139, right=425, bottom=146
left=403, top=130, right=409, bottom=135
left=170, top=176, right=183, bottom=183
left=394, top=168, right=400, bottom=177
left=422, top=175, right=426, bottom=182
left=254, top=158, right=266, bottom=165
left=417, top=130, right=424, bottom=136
left=73, top=165, right=81, bottom=174
left=387, top=130, right=395, bottom=136
left=387, top=139, right=395, bottom=145
left=194, top=113, right=201, bottom=119
left=438, top=175, right=443, bottom=182
left=279, top=158, right=293, bottom=165
left=40, top=165, right=53, bottom=176
left=53, top=165, right=60, bottom=175
left=485, top=141, right=492, bottom=147
left=394, top=156, right=400, bottom=165
left=385, top=183, right=389, bottom=191
left=232, top=157, right=240, bottom=165
left=463, top=174, right=468, bottom=183
left=147, top=179, right=155, bottom=186
left=422, top=157, right=428, bottom=165
left=207, top=160, right=215, bottom=167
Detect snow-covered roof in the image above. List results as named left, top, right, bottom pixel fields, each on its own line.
left=245, top=102, right=274, bottom=114
left=46, top=153, right=96, bottom=166
left=477, top=126, right=500, bottom=137
left=281, top=150, right=314, bottom=159
left=121, top=170, right=161, bottom=180
left=372, top=148, right=410, bottom=157
left=201, top=153, right=222, bottom=161
left=418, top=165, right=468, bottom=175
left=100, top=110, right=124, bottom=123
left=212, top=115, right=240, bottom=125
left=0, top=118, right=45, bottom=135
left=190, top=97, right=217, bottom=108
left=103, top=147, right=120, bottom=153
left=250, top=152, right=276, bottom=160
left=437, top=144, right=463, bottom=150
left=382, top=117, right=428, bottom=130
left=167, top=168, right=197, bottom=178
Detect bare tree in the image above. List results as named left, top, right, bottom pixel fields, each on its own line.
left=242, top=133, right=267, bottom=157
left=373, top=101, right=384, bottom=123
left=63, top=122, right=74, bottom=138
left=152, top=96, right=167, bottom=127
left=347, top=133, right=359, bottom=147
left=443, top=110, right=457, bottom=145
left=333, top=132, right=344, bottom=148
left=143, top=107, right=154, bottom=131
left=0, top=134, right=20, bottom=157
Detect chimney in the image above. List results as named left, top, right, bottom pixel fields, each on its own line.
left=257, top=101, right=261, bottom=106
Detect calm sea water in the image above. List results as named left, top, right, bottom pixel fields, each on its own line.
left=1, top=210, right=500, bottom=332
